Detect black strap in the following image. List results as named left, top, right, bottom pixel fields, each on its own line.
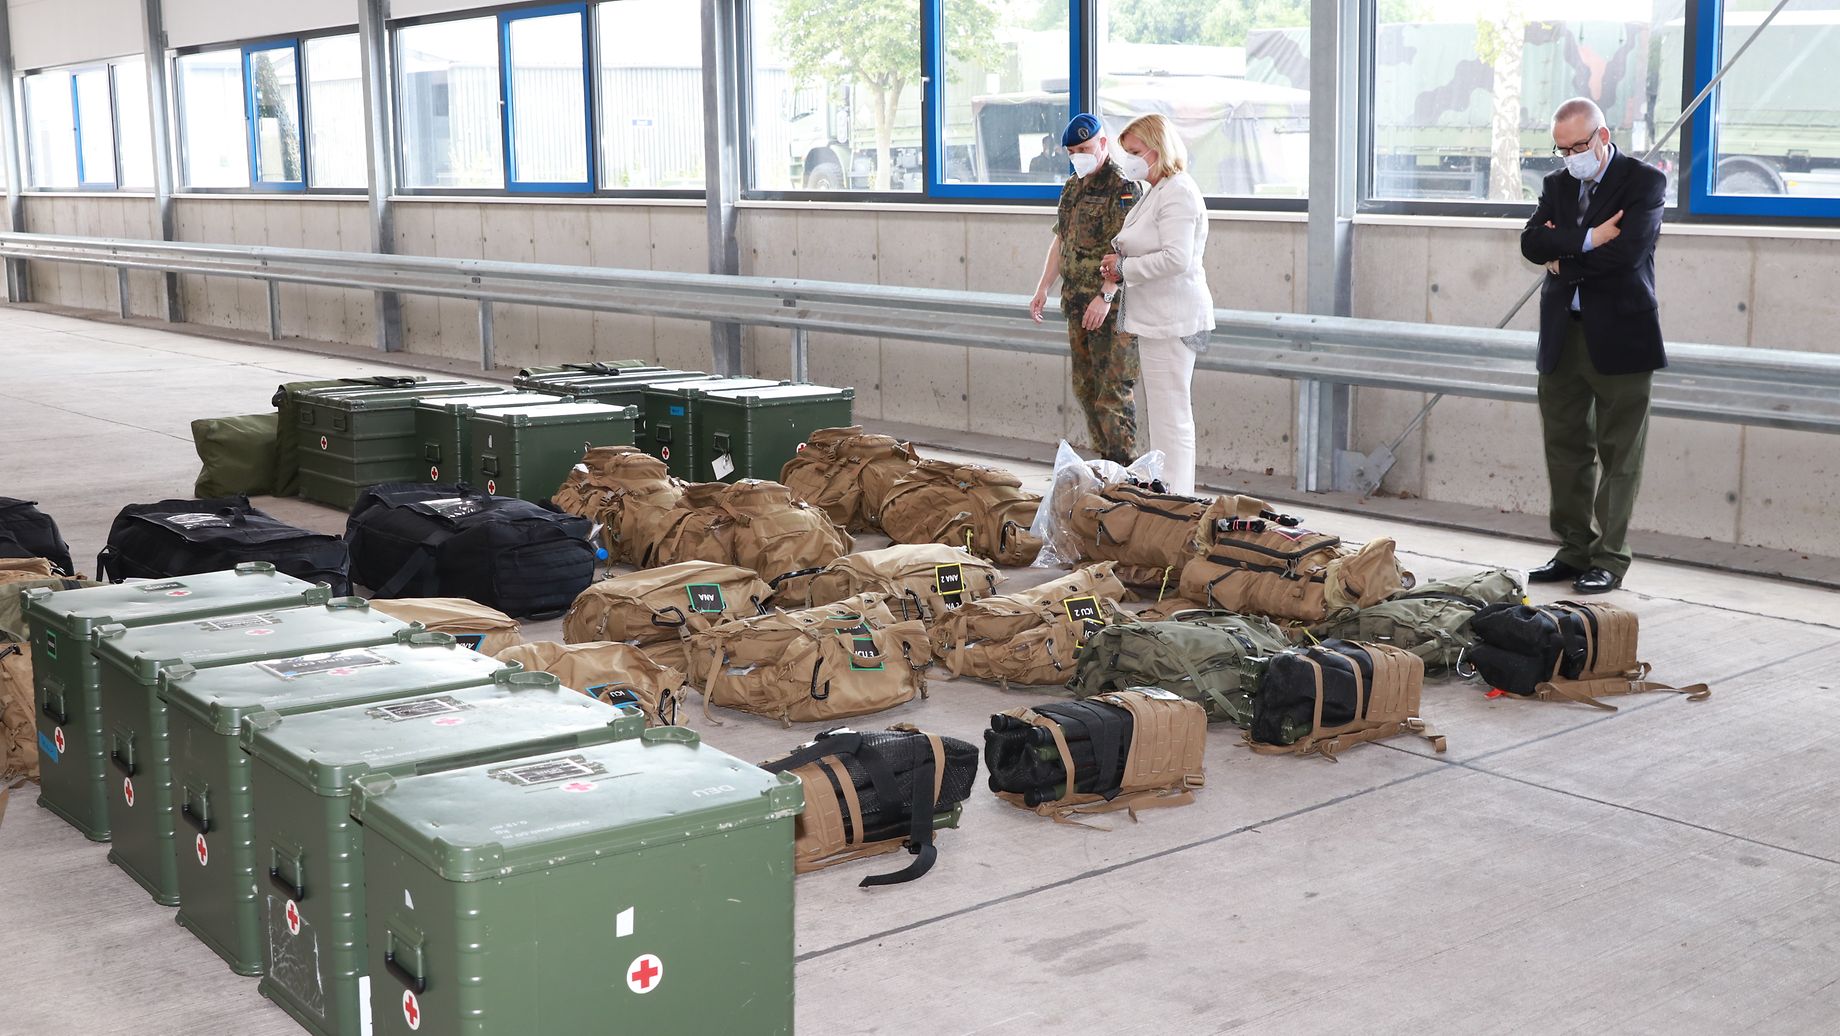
left=96, top=546, right=117, bottom=583
left=375, top=532, right=446, bottom=599
left=859, top=740, right=939, bottom=888
left=768, top=566, right=826, bottom=591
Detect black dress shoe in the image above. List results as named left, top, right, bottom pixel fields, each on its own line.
left=1527, top=559, right=1584, bottom=583
left=1572, top=568, right=1622, bottom=594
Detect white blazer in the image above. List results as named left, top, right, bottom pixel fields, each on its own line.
left=1113, top=171, right=1215, bottom=340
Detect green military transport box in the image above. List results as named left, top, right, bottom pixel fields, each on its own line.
left=162, top=630, right=513, bottom=977
left=641, top=376, right=786, bottom=480
left=510, top=369, right=709, bottom=442
left=246, top=677, right=646, bottom=1036
left=22, top=564, right=328, bottom=841
left=353, top=728, right=802, bottom=1036
left=411, top=392, right=569, bottom=486
left=91, top=598, right=409, bottom=906
left=276, top=378, right=461, bottom=497
left=511, top=361, right=657, bottom=388
left=697, top=384, right=856, bottom=482
left=468, top=402, right=639, bottom=502
left=297, top=383, right=504, bottom=510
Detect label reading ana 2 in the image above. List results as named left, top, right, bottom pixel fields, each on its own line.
left=256, top=650, right=396, bottom=680
left=686, top=583, right=726, bottom=614
left=367, top=696, right=473, bottom=722
left=196, top=613, right=283, bottom=632
left=488, top=755, right=609, bottom=787
left=934, top=564, right=965, bottom=602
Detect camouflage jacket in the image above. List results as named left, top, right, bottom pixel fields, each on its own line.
left=1054, top=163, right=1139, bottom=314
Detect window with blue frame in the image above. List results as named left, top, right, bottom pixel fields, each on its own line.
left=395, top=5, right=593, bottom=193
left=72, top=68, right=118, bottom=188
left=23, top=71, right=79, bottom=189
left=931, top=0, right=1076, bottom=199
left=247, top=42, right=306, bottom=188
left=1689, top=0, right=1840, bottom=217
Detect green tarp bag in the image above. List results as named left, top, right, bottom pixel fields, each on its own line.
left=1068, top=609, right=1292, bottom=726
left=1306, top=568, right=1526, bottom=675
left=192, top=413, right=280, bottom=498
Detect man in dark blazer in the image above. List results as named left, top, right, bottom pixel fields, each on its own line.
left=1518, top=98, right=1668, bottom=594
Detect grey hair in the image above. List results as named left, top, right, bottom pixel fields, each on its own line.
left=1553, top=97, right=1605, bottom=131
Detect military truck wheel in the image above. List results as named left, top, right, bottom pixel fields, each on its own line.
left=1715, top=158, right=1783, bottom=195
left=805, top=162, right=845, bottom=190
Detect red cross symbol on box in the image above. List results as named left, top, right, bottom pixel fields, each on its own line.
left=319, top=436, right=329, bottom=450
left=285, top=899, right=301, bottom=936
left=402, top=990, right=421, bottom=1030
left=485, top=479, right=497, bottom=494
left=563, top=781, right=595, bottom=793
left=430, top=466, right=440, bottom=481
left=246, top=629, right=274, bottom=637
left=659, top=446, right=670, bottom=461
left=195, top=833, right=209, bottom=867
left=166, top=589, right=191, bottom=597
left=627, top=954, right=662, bottom=994
left=53, top=727, right=65, bottom=754
left=329, top=668, right=354, bottom=677
left=123, top=777, right=135, bottom=807
left=431, top=717, right=464, bottom=727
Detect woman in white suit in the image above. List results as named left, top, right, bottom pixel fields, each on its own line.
left=1099, top=114, right=1213, bottom=496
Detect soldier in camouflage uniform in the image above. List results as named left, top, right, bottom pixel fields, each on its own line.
left=1030, top=113, right=1141, bottom=465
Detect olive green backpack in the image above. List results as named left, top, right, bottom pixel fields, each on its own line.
left=1306, top=568, right=1526, bottom=674
left=1067, top=609, right=1292, bottom=727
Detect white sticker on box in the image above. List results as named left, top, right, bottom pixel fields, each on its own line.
left=616, top=906, right=634, bottom=938
left=712, top=453, right=735, bottom=480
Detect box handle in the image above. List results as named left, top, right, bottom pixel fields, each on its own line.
left=332, top=412, right=349, bottom=432
left=269, top=845, right=306, bottom=902
left=481, top=455, right=499, bottom=477
left=424, top=442, right=441, bottom=463
left=39, top=679, right=68, bottom=726
left=109, top=731, right=136, bottom=776
left=654, top=423, right=673, bottom=444
left=181, top=786, right=212, bottom=834
left=713, top=432, right=731, bottom=453
left=385, top=930, right=428, bottom=994
left=640, top=726, right=700, bottom=747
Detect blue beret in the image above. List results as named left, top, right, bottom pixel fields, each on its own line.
left=1061, top=113, right=1102, bottom=148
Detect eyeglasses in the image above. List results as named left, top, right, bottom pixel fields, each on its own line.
left=1552, top=133, right=1602, bottom=158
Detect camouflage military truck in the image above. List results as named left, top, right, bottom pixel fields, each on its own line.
left=1250, top=10, right=1840, bottom=201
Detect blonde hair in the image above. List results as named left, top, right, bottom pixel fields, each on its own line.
left=1119, top=114, right=1187, bottom=180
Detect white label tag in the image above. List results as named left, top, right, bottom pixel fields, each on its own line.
left=359, top=974, right=373, bottom=1036
left=712, top=454, right=735, bottom=480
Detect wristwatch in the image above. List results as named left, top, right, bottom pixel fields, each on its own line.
left=1101, top=285, right=1118, bottom=303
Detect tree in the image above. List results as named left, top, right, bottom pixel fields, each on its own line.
left=250, top=53, right=302, bottom=182
left=778, top=0, right=1001, bottom=190
left=1108, top=0, right=1434, bottom=48
left=1478, top=4, right=1526, bottom=201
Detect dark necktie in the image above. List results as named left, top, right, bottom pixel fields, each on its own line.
left=1577, top=179, right=1595, bottom=226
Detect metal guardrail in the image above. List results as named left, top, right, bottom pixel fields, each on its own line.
left=3, top=231, right=1838, bottom=439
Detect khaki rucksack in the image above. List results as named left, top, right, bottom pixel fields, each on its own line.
left=494, top=641, right=686, bottom=727
left=1179, top=514, right=1409, bottom=623
left=0, top=558, right=57, bottom=586
left=877, top=461, right=1044, bottom=566
left=1464, top=600, right=1709, bottom=711
left=1307, top=568, right=1527, bottom=674
left=1062, top=482, right=1246, bottom=589
left=934, top=563, right=1127, bottom=686
left=562, top=561, right=771, bottom=672
left=987, top=689, right=1206, bottom=824
left=554, top=446, right=685, bottom=564
left=691, top=593, right=933, bottom=725
left=778, top=427, right=921, bottom=532
left=1, top=641, right=34, bottom=781
left=634, top=480, right=853, bottom=603
left=802, top=544, right=1002, bottom=622
left=1247, top=641, right=1445, bottom=760
left=366, top=598, right=524, bottom=656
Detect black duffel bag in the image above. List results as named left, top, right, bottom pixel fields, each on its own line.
left=0, top=497, right=76, bottom=576
left=1462, top=603, right=1590, bottom=697
left=346, top=483, right=594, bottom=619
left=985, top=700, right=1136, bottom=808
left=97, top=496, right=350, bottom=593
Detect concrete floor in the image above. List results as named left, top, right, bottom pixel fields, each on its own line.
left=3, top=307, right=1839, bottom=1035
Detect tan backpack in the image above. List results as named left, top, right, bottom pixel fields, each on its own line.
left=691, top=593, right=933, bottom=725
left=554, top=446, right=685, bottom=564
left=0, top=558, right=57, bottom=586
left=1179, top=507, right=1409, bottom=622
left=1060, top=483, right=1247, bottom=590
left=562, top=561, right=771, bottom=669
left=988, top=689, right=1206, bottom=824
left=1469, top=600, right=1711, bottom=711
left=1247, top=641, right=1444, bottom=760
left=934, top=563, right=1128, bottom=686
left=366, top=597, right=523, bottom=656
left=1, top=640, right=34, bottom=781
left=635, top=480, right=853, bottom=603
left=802, top=544, right=1002, bottom=622
left=778, top=426, right=920, bottom=532
left=494, top=641, right=687, bottom=727
left=877, top=460, right=1045, bottom=566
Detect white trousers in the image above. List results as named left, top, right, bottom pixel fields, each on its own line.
left=1136, top=335, right=1198, bottom=496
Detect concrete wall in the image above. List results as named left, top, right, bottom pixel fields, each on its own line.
left=13, top=194, right=1840, bottom=557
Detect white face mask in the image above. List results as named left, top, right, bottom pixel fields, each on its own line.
left=1563, top=136, right=1604, bottom=180
left=1069, top=152, right=1100, bottom=178
left=1115, top=150, right=1151, bottom=182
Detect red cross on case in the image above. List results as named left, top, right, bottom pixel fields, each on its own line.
left=195, top=833, right=208, bottom=867
left=285, top=900, right=301, bottom=936
left=627, top=954, right=662, bottom=994
left=402, top=989, right=421, bottom=1030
